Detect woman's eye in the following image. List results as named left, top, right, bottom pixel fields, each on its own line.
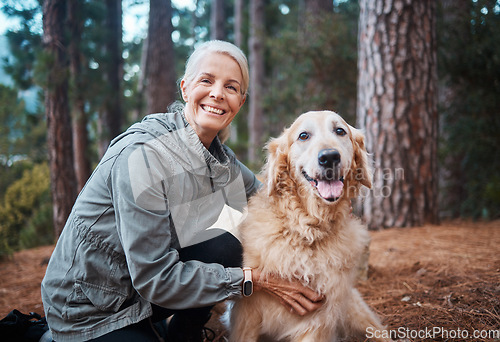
left=201, top=79, right=211, bottom=84
left=335, top=128, right=346, bottom=136
left=298, top=132, right=310, bottom=141
left=227, top=85, right=237, bottom=91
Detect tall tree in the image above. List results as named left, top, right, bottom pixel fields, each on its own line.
left=98, top=0, right=123, bottom=156
left=210, top=0, right=225, bottom=40
left=42, top=0, right=77, bottom=237
left=145, top=0, right=177, bottom=114
left=234, top=0, right=243, bottom=47
left=68, top=0, right=91, bottom=191
left=248, top=0, right=265, bottom=165
left=357, top=0, right=439, bottom=229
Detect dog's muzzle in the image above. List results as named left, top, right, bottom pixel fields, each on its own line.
left=302, top=149, right=344, bottom=202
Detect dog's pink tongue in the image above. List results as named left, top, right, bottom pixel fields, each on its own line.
left=317, top=180, right=344, bottom=199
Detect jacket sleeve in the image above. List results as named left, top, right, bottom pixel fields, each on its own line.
left=109, top=141, right=243, bottom=310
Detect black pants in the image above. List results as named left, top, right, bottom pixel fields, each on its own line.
left=87, top=231, right=242, bottom=342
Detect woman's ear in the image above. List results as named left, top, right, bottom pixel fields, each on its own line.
left=239, top=94, right=246, bottom=107
left=180, top=79, right=188, bottom=102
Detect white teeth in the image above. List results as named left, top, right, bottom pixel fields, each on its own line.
left=203, top=105, right=224, bottom=115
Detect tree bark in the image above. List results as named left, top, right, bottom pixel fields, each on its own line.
left=248, top=0, right=265, bottom=164
left=234, top=0, right=243, bottom=47
left=210, top=0, right=225, bottom=40
left=42, top=0, right=77, bottom=237
left=98, top=0, right=123, bottom=156
left=357, top=0, right=439, bottom=229
left=68, top=0, right=91, bottom=192
left=131, top=35, right=148, bottom=123
left=145, top=0, right=177, bottom=115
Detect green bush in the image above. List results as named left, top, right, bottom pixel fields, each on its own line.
left=0, top=162, right=53, bottom=258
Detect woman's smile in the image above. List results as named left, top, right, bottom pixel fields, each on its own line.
left=181, top=52, right=246, bottom=148
left=201, top=104, right=225, bottom=115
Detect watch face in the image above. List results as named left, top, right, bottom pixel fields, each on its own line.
left=243, top=280, right=253, bottom=296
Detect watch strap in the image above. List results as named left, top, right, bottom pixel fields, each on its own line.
left=242, top=267, right=253, bottom=297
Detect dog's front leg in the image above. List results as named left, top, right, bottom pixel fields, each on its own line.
left=345, top=288, right=393, bottom=342
left=294, top=330, right=336, bottom=342
left=228, top=299, right=263, bottom=342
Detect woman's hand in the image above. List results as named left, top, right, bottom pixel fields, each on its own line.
left=251, top=269, right=325, bottom=316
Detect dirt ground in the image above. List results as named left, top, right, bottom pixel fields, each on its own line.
left=0, top=220, right=498, bottom=341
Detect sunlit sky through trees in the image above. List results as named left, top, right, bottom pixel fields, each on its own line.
left=0, top=0, right=197, bottom=42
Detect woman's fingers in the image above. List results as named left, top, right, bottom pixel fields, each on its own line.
left=279, top=287, right=324, bottom=316
left=252, top=270, right=325, bottom=316
left=299, top=285, right=325, bottom=303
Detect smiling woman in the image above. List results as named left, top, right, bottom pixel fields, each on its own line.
left=176, top=40, right=249, bottom=147
left=180, top=53, right=246, bottom=148
left=41, top=40, right=324, bottom=342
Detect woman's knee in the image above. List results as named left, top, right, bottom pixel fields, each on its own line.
left=178, top=231, right=242, bottom=267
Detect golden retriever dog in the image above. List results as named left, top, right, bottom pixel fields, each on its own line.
left=229, top=111, right=390, bottom=342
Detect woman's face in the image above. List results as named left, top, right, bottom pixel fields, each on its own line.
left=181, top=52, right=246, bottom=148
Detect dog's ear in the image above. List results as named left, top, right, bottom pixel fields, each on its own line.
left=263, top=131, right=289, bottom=196
left=351, top=127, right=373, bottom=189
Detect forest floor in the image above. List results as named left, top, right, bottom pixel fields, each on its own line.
left=0, top=220, right=499, bottom=342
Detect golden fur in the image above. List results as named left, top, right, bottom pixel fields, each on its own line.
left=230, top=111, right=390, bottom=342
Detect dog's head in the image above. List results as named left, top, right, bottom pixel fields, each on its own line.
left=264, top=111, right=372, bottom=204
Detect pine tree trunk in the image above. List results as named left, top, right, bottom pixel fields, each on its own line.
left=131, top=35, right=148, bottom=123
left=357, top=0, right=439, bottom=229
left=42, top=0, right=77, bottom=237
left=68, top=0, right=91, bottom=192
left=210, top=0, right=225, bottom=40
left=248, top=0, right=265, bottom=164
left=98, top=0, right=123, bottom=156
left=234, top=0, right=243, bottom=47
left=145, top=0, right=177, bottom=115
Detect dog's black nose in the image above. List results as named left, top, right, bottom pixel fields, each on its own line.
left=318, top=149, right=341, bottom=168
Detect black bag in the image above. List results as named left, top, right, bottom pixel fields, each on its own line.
left=0, top=309, right=49, bottom=342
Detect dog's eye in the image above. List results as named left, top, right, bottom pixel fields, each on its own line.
left=298, top=132, right=310, bottom=141
left=335, top=128, right=347, bottom=136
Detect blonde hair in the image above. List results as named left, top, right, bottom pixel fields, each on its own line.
left=181, top=40, right=249, bottom=96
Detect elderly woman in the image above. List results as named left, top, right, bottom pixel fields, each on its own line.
left=41, top=40, right=323, bottom=342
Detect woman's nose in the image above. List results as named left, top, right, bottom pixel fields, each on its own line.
left=210, top=84, right=224, bottom=100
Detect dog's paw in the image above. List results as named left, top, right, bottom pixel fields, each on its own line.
left=219, top=300, right=234, bottom=331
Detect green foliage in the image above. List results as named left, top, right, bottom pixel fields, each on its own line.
left=438, top=0, right=500, bottom=219
left=0, top=162, right=53, bottom=258
left=0, top=84, right=26, bottom=160
left=1, top=1, right=42, bottom=90
left=0, top=84, right=46, bottom=166
left=263, top=0, right=359, bottom=146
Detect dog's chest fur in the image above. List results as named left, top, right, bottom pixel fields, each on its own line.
left=240, top=193, right=369, bottom=295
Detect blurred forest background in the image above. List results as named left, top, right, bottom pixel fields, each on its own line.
left=0, top=0, right=498, bottom=258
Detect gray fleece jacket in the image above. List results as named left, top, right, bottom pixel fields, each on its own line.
left=41, top=112, right=260, bottom=341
